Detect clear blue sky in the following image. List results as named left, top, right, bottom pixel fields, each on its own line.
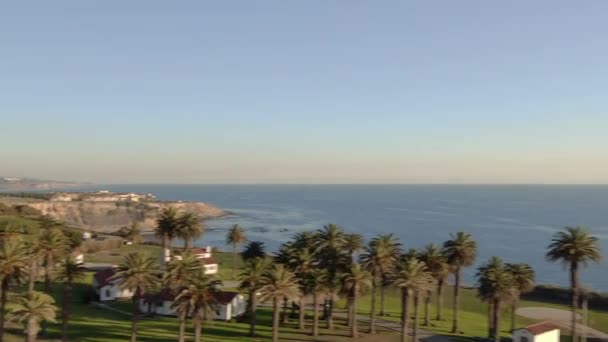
left=1, top=1, right=607, bottom=183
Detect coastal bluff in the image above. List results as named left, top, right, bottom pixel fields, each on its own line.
left=0, top=191, right=226, bottom=232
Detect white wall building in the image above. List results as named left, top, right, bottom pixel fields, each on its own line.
left=513, top=321, right=560, bottom=342
left=138, top=291, right=246, bottom=321
left=164, top=247, right=218, bottom=275
left=92, top=268, right=134, bottom=302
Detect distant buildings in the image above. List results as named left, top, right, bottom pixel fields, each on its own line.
left=163, top=246, right=218, bottom=275
left=50, top=191, right=156, bottom=202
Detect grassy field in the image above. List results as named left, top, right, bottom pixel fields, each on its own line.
left=337, top=285, right=608, bottom=337
left=4, top=273, right=392, bottom=342
left=0, top=215, right=41, bottom=233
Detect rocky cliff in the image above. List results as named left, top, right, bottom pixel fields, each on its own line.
left=0, top=194, right=226, bottom=232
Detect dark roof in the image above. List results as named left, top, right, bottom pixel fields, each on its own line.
left=93, top=268, right=116, bottom=287
left=215, top=291, right=239, bottom=305
left=525, top=321, right=560, bottom=335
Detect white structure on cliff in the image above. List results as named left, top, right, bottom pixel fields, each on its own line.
left=163, top=247, right=218, bottom=275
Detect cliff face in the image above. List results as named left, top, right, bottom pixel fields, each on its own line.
left=1, top=196, right=226, bottom=232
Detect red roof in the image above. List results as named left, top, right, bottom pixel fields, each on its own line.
left=200, top=257, right=217, bottom=265
left=526, top=321, right=560, bottom=335
left=93, top=268, right=116, bottom=287
left=190, top=247, right=211, bottom=254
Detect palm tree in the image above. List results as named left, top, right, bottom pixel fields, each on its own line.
left=419, top=243, right=449, bottom=323
left=226, top=224, right=246, bottom=279
left=164, top=253, right=203, bottom=342
left=476, top=257, right=514, bottom=341
left=442, top=232, right=477, bottom=334
left=155, top=207, right=180, bottom=263
left=177, top=212, right=203, bottom=250
left=240, top=241, right=266, bottom=261
left=288, top=247, right=317, bottom=330
left=372, top=234, right=401, bottom=316
left=125, top=222, right=142, bottom=244
left=505, top=263, right=535, bottom=331
left=308, top=269, right=328, bottom=337
left=55, top=256, right=86, bottom=342
left=359, top=234, right=400, bottom=333
left=394, top=258, right=434, bottom=342
left=258, top=264, right=301, bottom=342
left=546, top=226, right=601, bottom=342
left=341, top=263, right=372, bottom=338
left=0, top=238, right=28, bottom=341
left=8, top=291, right=57, bottom=342
left=314, top=224, right=348, bottom=329
left=111, top=252, right=160, bottom=342
left=172, top=270, right=221, bottom=342
left=344, top=233, right=364, bottom=263
left=239, top=257, right=268, bottom=336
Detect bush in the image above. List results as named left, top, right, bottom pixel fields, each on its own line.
left=81, top=287, right=98, bottom=303
left=523, top=285, right=608, bottom=311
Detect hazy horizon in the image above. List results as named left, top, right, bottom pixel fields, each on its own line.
left=2, top=1, right=607, bottom=184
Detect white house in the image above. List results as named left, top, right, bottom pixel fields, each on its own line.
left=138, top=290, right=246, bottom=321
left=92, top=268, right=134, bottom=301
left=71, top=249, right=84, bottom=264
left=165, top=247, right=218, bottom=275
left=513, top=321, right=560, bottom=342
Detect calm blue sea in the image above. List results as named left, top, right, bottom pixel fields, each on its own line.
left=87, top=184, right=608, bottom=290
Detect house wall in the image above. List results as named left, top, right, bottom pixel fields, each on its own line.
left=513, top=329, right=534, bottom=342
left=99, top=285, right=134, bottom=301
left=535, top=330, right=559, bottom=342
left=204, top=264, right=218, bottom=275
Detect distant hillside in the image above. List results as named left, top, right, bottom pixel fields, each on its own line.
left=0, top=191, right=227, bottom=232
left=0, top=177, right=84, bottom=191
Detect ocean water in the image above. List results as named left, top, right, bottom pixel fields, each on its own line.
left=92, top=184, right=608, bottom=290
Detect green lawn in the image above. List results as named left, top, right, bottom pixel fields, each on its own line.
left=5, top=274, right=390, bottom=342
left=0, top=215, right=40, bottom=233
left=337, top=286, right=608, bottom=338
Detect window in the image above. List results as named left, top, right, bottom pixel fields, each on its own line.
left=520, top=336, right=529, bottom=342
left=105, top=289, right=111, bottom=298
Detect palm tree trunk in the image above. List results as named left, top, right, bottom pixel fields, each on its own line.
left=401, top=289, right=410, bottom=342
left=424, top=289, right=431, bottom=326
left=232, top=245, right=237, bottom=279
left=436, top=278, right=444, bottom=320
left=130, top=289, right=140, bottom=342
left=26, top=316, right=37, bottom=342
left=178, top=311, right=186, bottom=342
left=413, top=291, right=420, bottom=342
left=282, top=297, right=289, bottom=324
left=0, top=278, right=8, bottom=342
left=570, top=263, right=579, bottom=342
left=369, top=279, right=377, bottom=334
left=352, top=292, right=358, bottom=338
left=298, top=298, right=306, bottom=330
left=488, top=301, right=494, bottom=338
left=61, top=282, right=71, bottom=342
left=380, top=282, right=386, bottom=316
left=312, top=292, right=319, bottom=337
left=272, top=297, right=281, bottom=342
left=42, top=257, right=52, bottom=335
left=327, top=297, right=334, bottom=329
left=347, top=295, right=353, bottom=328
left=451, top=267, right=461, bottom=334
left=493, top=299, right=501, bottom=342
left=193, top=317, right=202, bottom=342
left=510, top=296, right=518, bottom=332
left=183, top=238, right=190, bottom=250
left=249, top=289, right=257, bottom=336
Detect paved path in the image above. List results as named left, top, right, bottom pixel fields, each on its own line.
left=517, top=307, right=608, bottom=341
